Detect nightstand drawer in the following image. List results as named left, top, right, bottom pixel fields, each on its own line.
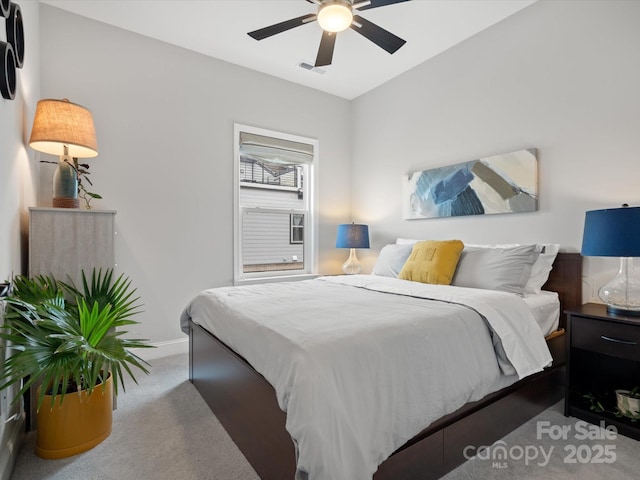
left=572, top=316, right=640, bottom=361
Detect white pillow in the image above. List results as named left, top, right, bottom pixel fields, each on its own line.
left=525, top=244, right=560, bottom=294
left=396, top=238, right=420, bottom=245
left=464, top=242, right=528, bottom=249
left=451, top=245, right=541, bottom=295
left=465, top=242, right=559, bottom=295
left=372, top=244, right=413, bottom=278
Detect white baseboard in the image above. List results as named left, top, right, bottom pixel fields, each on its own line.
left=132, top=337, right=188, bottom=362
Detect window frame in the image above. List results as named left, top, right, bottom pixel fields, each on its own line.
left=290, top=213, right=304, bottom=245
left=233, top=124, right=318, bottom=284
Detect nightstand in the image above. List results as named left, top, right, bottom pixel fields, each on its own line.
left=565, top=303, right=640, bottom=440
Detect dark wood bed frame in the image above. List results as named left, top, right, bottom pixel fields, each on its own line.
left=188, top=253, right=582, bottom=480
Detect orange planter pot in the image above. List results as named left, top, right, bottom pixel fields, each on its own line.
left=36, top=374, right=113, bottom=459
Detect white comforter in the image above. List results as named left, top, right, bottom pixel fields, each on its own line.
left=180, top=275, right=552, bottom=480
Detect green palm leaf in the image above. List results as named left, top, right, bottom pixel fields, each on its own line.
left=0, top=268, right=153, bottom=410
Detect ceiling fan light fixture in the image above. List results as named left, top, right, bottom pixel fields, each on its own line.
left=248, top=0, right=410, bottom=68
left=317, top=1, right=353, bottom=33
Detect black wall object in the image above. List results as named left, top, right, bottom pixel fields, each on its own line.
left=1, top=1, right=24, bottom=101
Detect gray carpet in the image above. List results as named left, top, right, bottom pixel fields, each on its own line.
left=442, top=400, right=640, bottom=480
left=9, top=353, right=640, bottom=479
left=10, top=353, right=260, bottom=480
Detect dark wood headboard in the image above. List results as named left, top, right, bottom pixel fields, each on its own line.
left=542, top=252, right=582, bottom=328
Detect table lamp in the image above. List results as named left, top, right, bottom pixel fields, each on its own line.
left=581, top=204, right=640, bottom=315
left=29, top=98, right=98, bottom=208
left=336, top=223, right=369, bottom=274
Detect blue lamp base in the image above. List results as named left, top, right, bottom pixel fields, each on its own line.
left=52, top=155, right=79, bottom=208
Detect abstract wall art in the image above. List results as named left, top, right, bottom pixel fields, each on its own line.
left=402, top=149, right=538, bottom=220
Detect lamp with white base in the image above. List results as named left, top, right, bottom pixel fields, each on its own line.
left=336, top=223, right=370, bottom=274
left=581, top=204, right=640, bottom=316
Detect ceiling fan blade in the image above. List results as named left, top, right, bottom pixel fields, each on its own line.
left=350, top=15, right=406, bottom=54
left=355, top=0, right=412, bottom=11
left=248, top=13, right=317, bottom=41
left=315, top=31, right=337, bottom=67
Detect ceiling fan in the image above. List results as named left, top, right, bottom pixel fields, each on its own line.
left=248, top=0, right=411, bottom=67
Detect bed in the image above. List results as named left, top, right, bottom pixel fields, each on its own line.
left=181, top=250, right=582, bottom=480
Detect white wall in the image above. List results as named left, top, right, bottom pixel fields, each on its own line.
left=0, top=3, right=40, bottom=476
left=38, top=5, right=352, bottom=349
left=351, top=0, right=640, bottom=301
left=29, top=0, right=640, bottom=352
left=0, top=1, right=40, bottom=281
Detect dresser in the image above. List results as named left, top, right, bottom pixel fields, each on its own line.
left=29, top=207, right=116, bottom=286
left=565, top=303, right=640, bottom=440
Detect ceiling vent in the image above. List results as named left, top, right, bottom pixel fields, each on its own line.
left=298, top=62, right=327, bottom=75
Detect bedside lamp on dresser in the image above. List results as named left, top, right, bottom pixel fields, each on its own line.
left=564, top=204, right=640, bottom=440
left=581, top=204, right=640, bottom=316
left=29, top=98, right=99, bottom=209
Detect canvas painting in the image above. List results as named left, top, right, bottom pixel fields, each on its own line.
left=402, top=149, right=538, bottom=220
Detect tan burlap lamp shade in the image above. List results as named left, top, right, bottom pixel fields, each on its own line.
left=29, top=98, right=98, bottom=158
left=29, top=99, right=99, bottom=208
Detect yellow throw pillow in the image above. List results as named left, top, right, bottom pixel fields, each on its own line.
left=398, top=240, right=464, bottom=285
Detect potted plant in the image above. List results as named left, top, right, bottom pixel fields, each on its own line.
left=584, top=387, right=640, bottom=422
left=0, top=269, right=152, bottom=458
left=615, top=387, right=640, bottom=420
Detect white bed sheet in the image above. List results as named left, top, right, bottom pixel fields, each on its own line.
left=180, top=275, right=552, bottom=480
left=523, top=291, right=560, bottom=336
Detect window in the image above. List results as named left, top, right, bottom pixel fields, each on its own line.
left=234, top=124, right=317, bottom=283
left=290, top=214, right=304, bottom=244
